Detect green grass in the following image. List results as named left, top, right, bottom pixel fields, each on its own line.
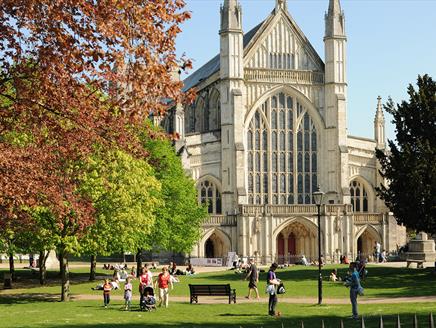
left=0, top=298, right=435, bottom=328
left=2, top=264, right=436, bottom=299
left=1, top=264, right=436, bottom=327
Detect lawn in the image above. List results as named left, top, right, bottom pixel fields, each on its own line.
left=0, top=298, right=435, bottom=328
left=1, top=264, right=436, bottom=327
left=2, top=264, right=436, bottom=299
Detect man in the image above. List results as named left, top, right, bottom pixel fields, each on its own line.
left=375, top=241, right=381, bottom=262
left=266, top=262, right=281, bottom=316
left=245, top=258, right=259, bottom=299
left=346, top=261, right=362, bottom=320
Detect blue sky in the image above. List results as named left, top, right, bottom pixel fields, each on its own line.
left=176, top=0, right=436, bottom=141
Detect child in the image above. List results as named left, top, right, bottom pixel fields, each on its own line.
left=124, top=277, right=132, bottom=310
left=103, top=279, right=112, bottom=308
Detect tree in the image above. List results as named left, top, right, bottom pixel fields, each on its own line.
left=141, top=123, right=207, bottom=257
left=79, top=150, right=162, bottom=281
left=0, top=0, right=193, bottom=300
left=376, top=74, right=436, bottom=234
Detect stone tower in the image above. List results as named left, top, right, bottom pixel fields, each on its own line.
left=324, top=0, right=349, bottom=204
left=219, top=0, right=246, bottom=214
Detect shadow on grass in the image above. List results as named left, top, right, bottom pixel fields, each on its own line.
left=12, top=313, right=433, bottom=328
left=0, top=293, right=59, bottom=304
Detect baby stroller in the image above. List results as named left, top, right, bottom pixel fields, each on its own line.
left=140, top=286, right=156, bottom=312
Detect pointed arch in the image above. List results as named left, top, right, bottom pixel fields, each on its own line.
left=355, top=224, right=381, bottom=242
left=349, top=175, right=375, bottom=212
left=272, top=216, right=318, bottom=241
left=197, top=175, right=222, bottom=214
left=200, top=228, right=232, bottom=258
left=208, top=88, right=221, bottom=131
left=246, top=86, right=322, bottom=205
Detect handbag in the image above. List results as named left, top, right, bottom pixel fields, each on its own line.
left=357, top=286, right=364, bottom=296
left=277, top=283, right=286, bottom=295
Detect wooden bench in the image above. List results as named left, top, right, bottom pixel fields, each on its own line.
left=406, top=259, right=424, bottom=268
left=189, top=284, right=236, bottom=304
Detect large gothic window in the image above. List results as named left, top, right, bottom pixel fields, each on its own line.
left=198, top=180, right=222, bottom=214
left=350, top=180, right=369, bottom=212
left=247, top=92, right=318, bottom=205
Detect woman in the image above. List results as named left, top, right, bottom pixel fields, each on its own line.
left=156, top=267, right=173, bottom=308
left=266, top=263, right=281, bottom=316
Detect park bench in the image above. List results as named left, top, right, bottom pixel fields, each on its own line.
left=189, top=284, right=236, bottom=304
left=406, top=259, right=424, bottom=268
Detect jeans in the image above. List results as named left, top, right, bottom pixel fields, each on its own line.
left=103, top=293, right=110, bottom=306
left=268, top=293, right=277, bottom=315
left=350, top=288, right=358, bottom=318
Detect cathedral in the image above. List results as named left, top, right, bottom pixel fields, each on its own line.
left=162, top=0, right=406, bottom=264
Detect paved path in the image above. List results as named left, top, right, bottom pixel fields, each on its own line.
left=69, top=294, right=436, bottom=304
left=1, top=291, right=436, bottom=304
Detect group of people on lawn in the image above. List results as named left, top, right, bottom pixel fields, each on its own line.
left=100, top=262, right=196, bottom=310
left=244, top=258, right=363, bottom=319
left=100, top=258, right=363, bottom=319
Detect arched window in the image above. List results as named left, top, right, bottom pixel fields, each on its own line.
left=198, top=180, right=222, bottom=214
left=185, top=104, right=196, bottom=133
left=349, top=180, right=369, bottom=212
left=209, top=89, right=220, bottom=131
left=247, top=92, right=318, bottom=204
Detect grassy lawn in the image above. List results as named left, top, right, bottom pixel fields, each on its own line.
left=1, top=264, right=436, bottom=327
left=2, top=264, right=436, bottom=299
left=0, top=298, right=435, bottom=328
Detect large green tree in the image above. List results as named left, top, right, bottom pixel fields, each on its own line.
left=376, top=74, right=436, bottom=233
left=141, top=124, right=207, bottom=260
left=79, top=150, right=162, bottom=281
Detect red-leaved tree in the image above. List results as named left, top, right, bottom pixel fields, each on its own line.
left=0, top=0, right=193, bottom=301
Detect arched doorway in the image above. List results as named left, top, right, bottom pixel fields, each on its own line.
left=205, top=239, right=214, bottom=258
left=356, top=226, right=381, bottom=260
left=203, top=231, right=230, bottom=259
left=276, top=221, right=316, bottom=264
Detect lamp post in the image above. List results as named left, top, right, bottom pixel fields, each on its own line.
left=313, top=186, right=324, bottom=305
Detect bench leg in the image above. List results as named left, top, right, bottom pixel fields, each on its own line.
left=407, top=262, right=411, bottom=268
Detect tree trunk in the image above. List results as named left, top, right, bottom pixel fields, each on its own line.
left=89, top=255, right=97, bottom=281
left=58, top=247, right=70, bottom=301
left=38, top=250, right=49, bottom=285
left=136, top=249, right=142, bottom=278
left=8, top=251, right=16, bottom=282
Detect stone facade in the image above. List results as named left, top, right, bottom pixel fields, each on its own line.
left=162, top=0, right=406, bottom=264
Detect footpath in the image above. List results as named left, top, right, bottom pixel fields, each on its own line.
left=2, top=291, right=436, bottom=304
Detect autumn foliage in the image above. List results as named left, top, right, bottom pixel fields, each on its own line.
left=0, top=0, right=192, bottom=224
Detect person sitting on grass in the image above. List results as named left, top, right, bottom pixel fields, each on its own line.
left=185, top=263, right=195, bottom=275
left=329, top=268, right=340, bottom=282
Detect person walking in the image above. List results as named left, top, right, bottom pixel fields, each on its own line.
left=266, top=263, right=281, bottom=316
left=346, top=261, right=363, bottom=320
left=245, top=258, right=259, bottom=299
left=102, top=279, right=112, bottom=308
left=156, top=266, right=173, bottom=308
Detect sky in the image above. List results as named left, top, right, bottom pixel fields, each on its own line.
left=176, top=0, right=436, bottom=141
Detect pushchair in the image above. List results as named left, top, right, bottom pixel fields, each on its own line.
left=140, top=286, right=156, bottom=311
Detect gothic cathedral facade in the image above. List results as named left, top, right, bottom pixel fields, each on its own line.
left=163, top=0, right=406, bottom=264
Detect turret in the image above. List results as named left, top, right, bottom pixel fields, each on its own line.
left=323, top=0, right=348, bottom=204
left=275, top=0, right=287, bottom=13
left=374, top=96, right=386, bottom=149
left=219, top=0, right=246, bottom=214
